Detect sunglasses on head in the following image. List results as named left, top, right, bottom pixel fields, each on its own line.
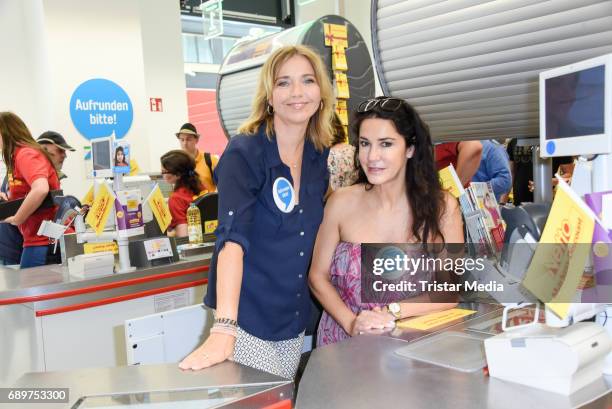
left=357, top=98, right=405, bottom=113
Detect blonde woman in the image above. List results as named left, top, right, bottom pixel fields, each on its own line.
left=180, top=45, right=334, bottom=379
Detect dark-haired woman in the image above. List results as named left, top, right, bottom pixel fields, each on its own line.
left=308, top=97, right=463, bottom=346
left=160, top=150, right=203, bottom=237
left=0, top=112, right=60, bottom=269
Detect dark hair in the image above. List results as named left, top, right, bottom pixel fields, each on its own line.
left=160, top=150, right=203, bottom=196
left=115, top=146, right=126, bottom=165
left=330, top=112, right=347, bottom=146
left=0, top=111, right=57, bottom=175
left=352, top=97, right=446, bottom=245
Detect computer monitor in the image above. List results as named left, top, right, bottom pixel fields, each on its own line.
left=539, top=53, right=612, bottom=157
left=91, top=137, right=114, bottom=178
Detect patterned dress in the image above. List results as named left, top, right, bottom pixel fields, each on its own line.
left=316, top=242, right=386, bottom=346
left=328, top=144, right=359, bottom=191
left=316, top=242, right=433, bottom=347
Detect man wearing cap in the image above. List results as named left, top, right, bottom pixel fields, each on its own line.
left=36, top=131, right=75, bottom=179
left=176, top=122, right=218, bottom=193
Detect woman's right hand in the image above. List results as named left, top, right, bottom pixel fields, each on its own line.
left=350, top=309, right=395, bottom=336
left=178, top=332, right=236, bottom=371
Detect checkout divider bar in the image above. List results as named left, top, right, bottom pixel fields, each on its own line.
left=0, top=265, right=209, bottom=306
left=35, top=278, right=208, bottom=316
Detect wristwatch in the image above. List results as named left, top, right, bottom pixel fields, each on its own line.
left=387, top=302, right=401, bottom=320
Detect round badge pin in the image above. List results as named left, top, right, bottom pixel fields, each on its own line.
left=273, top=177, right=296, bottom=213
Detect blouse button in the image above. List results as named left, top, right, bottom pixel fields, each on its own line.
left=299, top=209, right=303, bottom=214
left=228, top=211, right=234, bottom=216
left=300, top=231, right=304, bottom=236
left=298, top=274, right=303, bottom=279
left=299, top=251, right=304, bottom=257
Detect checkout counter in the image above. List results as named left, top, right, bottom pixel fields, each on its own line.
left=9, top=302, right=610, bottom=408
left=296, top=303, right=612, bottom=409
left=11, top=361, right=292, bottom=409
left=0, top=248, right=212, bottom=388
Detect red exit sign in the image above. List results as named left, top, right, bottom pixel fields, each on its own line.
left=150, top=98, right=163, bottom=112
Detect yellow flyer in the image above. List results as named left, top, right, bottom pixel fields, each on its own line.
left=324, top=23, right=331, bottom=46
left=84, top=241, right=118, bottom=254
left=438, top=164, right=464, bottom=198
left=396, top=308, right=477, bottom=330
left=204, top=219, right=218, bottom=235
left=329, top=24, right=348, bottom=48
left=335, top=72, right=350, bottom=99
left=335, top=102, right=349, bottom=126
left=332, top=45, right=348, bottom=71
left=147, top=184, right=172, bottom=233
left=81, top=184, right=95, bottom=206
left=85, top=182, right=114, bottom=236
left=325, top=23, right=348, bottom=48
left=523, top=179, right=595, bottom=319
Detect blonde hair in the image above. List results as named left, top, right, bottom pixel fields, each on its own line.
left=238, top=45, right=335, bottom=152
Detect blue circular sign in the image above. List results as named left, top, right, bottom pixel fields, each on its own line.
left=546, top=141, right=556, bottom=155
left=70, top=79, right=133, bottom=140
left=272, top=177, right=295, bottom=213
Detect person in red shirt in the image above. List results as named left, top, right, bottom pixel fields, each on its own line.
left=0, top=112, right=60, bottom=268
left=160, top=150, right=203, bottom=238
left=435, top=141, right=483, bottom=187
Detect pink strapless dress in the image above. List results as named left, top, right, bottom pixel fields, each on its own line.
left=316, top=242, right=386, bottom=347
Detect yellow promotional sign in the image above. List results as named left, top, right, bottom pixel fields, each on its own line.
left=324, top=23, right=332, bottom=46
left=335, top=99, right=349, bottom=126
left=332, top=45, right=348, bottom=71
left=523, top=180, right=595, bottom=319
left=81, top=184, right=95, bottom=206
left=147, top=184, right=172, bottom=233
left=85, top=183, right=114, bottom=236
left=129, top=158, right=141, bottom=176
left=84, top=241, right=119, bottom=254
left=335, top=72, right=350, bottom=99
left=204, top=219, right=218, bottom=235
left=325, top=23, right=348, bottom=48
left=438, top=164, right=464, bottom=198
left=396, top=308, right=477, bottom=330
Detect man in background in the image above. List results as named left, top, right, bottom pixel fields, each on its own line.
left=435, top=141, right=483, bottom=187
left=36, top=131, right=75, bottom=180
left=176, top=122, right=218, bottom=194
left=472, top=139, right=512, bottom=203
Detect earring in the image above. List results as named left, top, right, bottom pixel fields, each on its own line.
left=320, top=101, right=324, bottom=111
left=267, top=104, right=274, bottom=115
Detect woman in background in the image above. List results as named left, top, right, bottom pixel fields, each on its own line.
left=160, top=150, right=203, bottom=237
left=0, top=112, right=60, bottom=268
left=328, top=112, right=358, bottom=191
left=309, top=97, right=462, bottom=346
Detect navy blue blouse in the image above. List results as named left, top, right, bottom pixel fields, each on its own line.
left=204, top=125, right=330, bottom=341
